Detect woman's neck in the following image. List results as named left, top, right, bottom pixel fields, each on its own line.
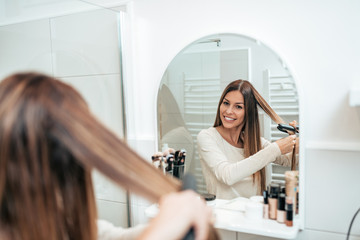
left=216, top=125, right=243, bottom=148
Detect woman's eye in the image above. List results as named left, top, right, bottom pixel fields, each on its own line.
left=236, top=105, right=243, bottom=109
left=222, top=101, right=229, bottom=105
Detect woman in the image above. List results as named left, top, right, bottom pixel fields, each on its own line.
left=0, top=72, right=217, bottom=240
left=197, top=80, right=298, bottom=199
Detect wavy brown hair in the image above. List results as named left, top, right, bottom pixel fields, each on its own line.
left=0, top=73, right=220, bottom=240
left=214, top=80, right=284, bottom=193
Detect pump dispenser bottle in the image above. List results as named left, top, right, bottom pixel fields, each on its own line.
left=268, top=183, right=279, bottom=220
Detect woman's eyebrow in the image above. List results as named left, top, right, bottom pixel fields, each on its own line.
left=224, top=97, right=244, bottom=104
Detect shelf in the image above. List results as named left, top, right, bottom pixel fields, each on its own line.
left=145, top=198, right=299, bottom=239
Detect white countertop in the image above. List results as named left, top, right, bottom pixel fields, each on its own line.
left=145, top=197, right=299, bottom=239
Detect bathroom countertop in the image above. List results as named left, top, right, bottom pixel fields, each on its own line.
left=145, top=197, right=299, bottom=239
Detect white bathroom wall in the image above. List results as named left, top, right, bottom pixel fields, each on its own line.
left=0, top=7, right=128, bottom=228
left=124, top=0, right=360, bottom=239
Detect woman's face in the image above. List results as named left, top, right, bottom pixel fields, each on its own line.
left=220, top=90, right=245, bottom=130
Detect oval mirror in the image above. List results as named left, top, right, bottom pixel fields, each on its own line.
left=157, top=33, right=299, bottom=197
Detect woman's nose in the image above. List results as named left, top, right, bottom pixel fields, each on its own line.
left=225, top=106, right=233, bottom=114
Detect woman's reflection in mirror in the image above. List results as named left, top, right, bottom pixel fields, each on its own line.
left=197, top=80, right=299, bottom=200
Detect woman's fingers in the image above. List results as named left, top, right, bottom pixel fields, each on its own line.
left=276, top=135, right=296, bottom=154
left=147, top=190, right=213, bottom=240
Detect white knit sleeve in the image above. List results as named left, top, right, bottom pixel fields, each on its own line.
left=97, top=219, right=147, bottom=240
left=197, top=131, right=281, bottom=185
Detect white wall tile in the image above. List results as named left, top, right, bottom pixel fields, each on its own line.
left=130, top=203, right=151, bottom=226
left=97, top=199, right=128, bottom=228
left=126, top=137, right=156, bottom=162
left=60, top=74, right=124, bottom=137
left=50, top=8, right=120, bottom=77
left=0, top=19, right=52, bottom=79
left=92, top=170, right=127, bottom=203
left=60, top=74, right=127, bottom=204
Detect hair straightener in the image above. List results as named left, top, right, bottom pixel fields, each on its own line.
left=277, top=123, right=299, bottom=134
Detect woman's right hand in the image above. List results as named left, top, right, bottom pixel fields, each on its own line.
left=276, top=135, right=296, bottom=154
left=138, top=190, right=213, bottom=240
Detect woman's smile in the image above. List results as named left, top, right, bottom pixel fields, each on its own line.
left=223, top=116, right=236, bottom=122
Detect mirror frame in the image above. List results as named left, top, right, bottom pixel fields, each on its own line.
left=155, top=32, right=305, bottom=229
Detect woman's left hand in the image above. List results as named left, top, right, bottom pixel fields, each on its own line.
left=289, top=120, right=298, bottom=131
left=289, top=120, right=299, bottom=153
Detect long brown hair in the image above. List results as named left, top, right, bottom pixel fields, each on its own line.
left=214, top=80, right=284, bottom=193
left=0, top=72, right=190, bottom=240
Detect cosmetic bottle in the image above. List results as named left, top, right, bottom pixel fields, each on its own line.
left=285, top=196, right=293, bottom=227
left=285, top=171, right=299, bottom=215
left=165, top=154, right=174, bottom=175
left=180, top=149, right=186, bottom=165
left=277, top=193, right=286, bottom=223
left=296, top=187, right=299, bottom=214
left=173, top=150, right=180, bottom=178
left=268, top=183, right=279, bottom=220
left=280, top=185, right=286, bottom=194
left=263, top=190, right=269, bottom=219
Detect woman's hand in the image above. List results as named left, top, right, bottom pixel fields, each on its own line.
left=289, top=120, right=299, bottom=154
left=289, top=120, right=298, bottom=131
left=138, top=190, right=213, bottom=240
left=276, top=135, right=297, bottom=154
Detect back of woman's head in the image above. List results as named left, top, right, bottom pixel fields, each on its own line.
left=0, top=72, right=183, bottom=240
left=0, top=72, right=97, bottom=240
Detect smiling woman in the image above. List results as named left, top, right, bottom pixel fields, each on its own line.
left=157, top=33, right=300, bottom=197
left=197, top=79, right=298, bottom=199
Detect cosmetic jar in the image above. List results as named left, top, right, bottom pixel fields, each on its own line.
left=245, top=202, right=263, bottom=220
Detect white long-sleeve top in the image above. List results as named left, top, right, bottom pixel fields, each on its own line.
left=197, top=127, right=293, bottom=199
left=97, top=220, right=147, bottom=240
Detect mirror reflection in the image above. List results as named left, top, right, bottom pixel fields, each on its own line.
left=157, top=33, right=299, bottom=199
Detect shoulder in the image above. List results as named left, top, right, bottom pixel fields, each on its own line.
left=198, top=127, right=217, bottom=139
left=197, top=127, right=220, bottom=143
